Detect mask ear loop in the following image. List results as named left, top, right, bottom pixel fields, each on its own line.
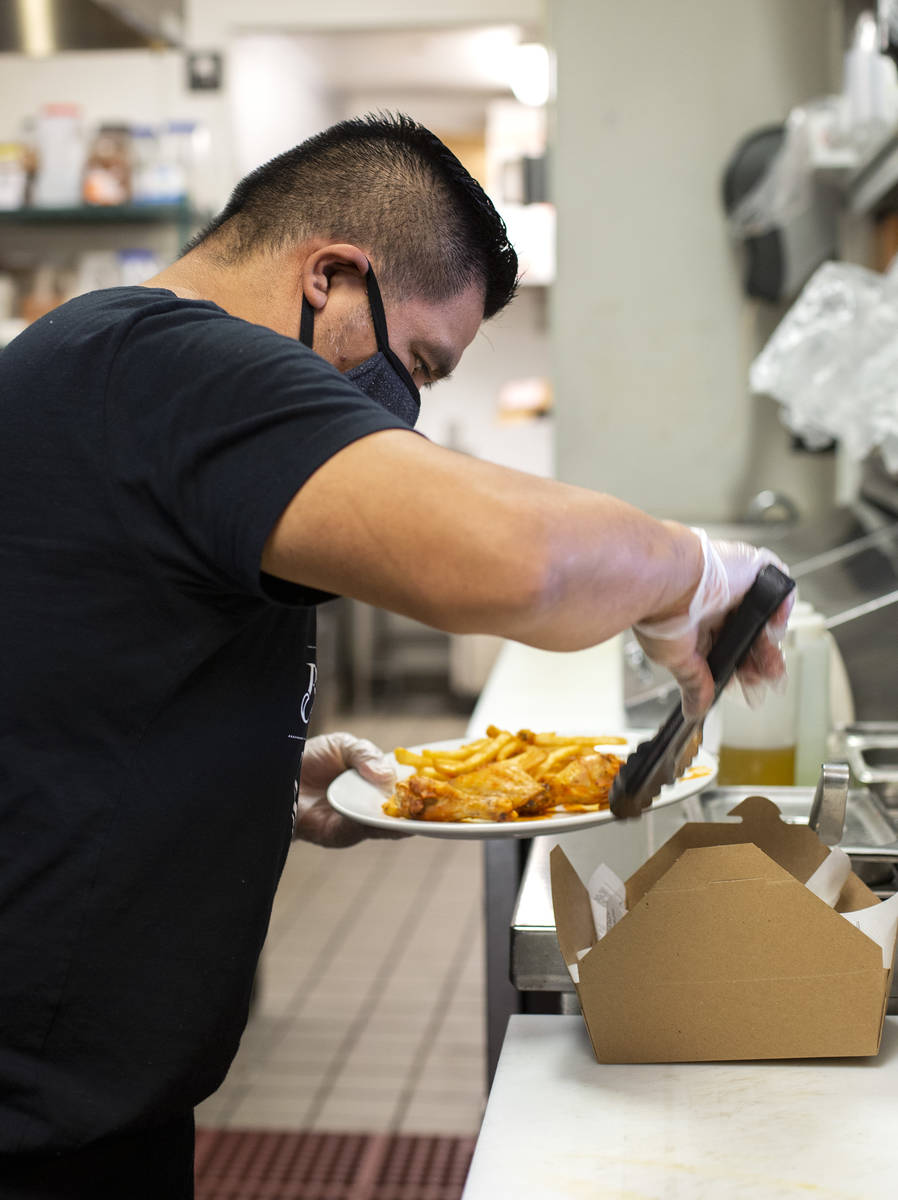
left=299, top=294, right=315, bottom=348
left=363, top=264, right=421, bottom=404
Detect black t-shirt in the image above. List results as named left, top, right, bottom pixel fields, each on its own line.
left=0, top=287, right=406, bottom=1153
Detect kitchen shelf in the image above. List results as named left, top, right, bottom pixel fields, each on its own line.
left=0, top=203, right=207, bottom=246
left=0, top=203, right=195, bottom=224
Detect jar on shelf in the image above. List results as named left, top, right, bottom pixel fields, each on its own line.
left=130, top=125, right=160, bottom=205
left=83, top=124, right=132, bottom=207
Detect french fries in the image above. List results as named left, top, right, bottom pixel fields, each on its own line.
left=389, top=725, right=628, bottom=821
left=394, top=726, right=625, bottom=779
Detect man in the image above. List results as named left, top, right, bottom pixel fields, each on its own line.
left=0, top=113, right=787, bottom=1196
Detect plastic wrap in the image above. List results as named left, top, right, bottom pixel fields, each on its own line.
left=750, top=259, right=898, bottom=470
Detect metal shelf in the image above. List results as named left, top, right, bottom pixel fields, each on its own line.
left=0, top=203, right=195, bottom=224
left=0, top=203, right=208, bottom=251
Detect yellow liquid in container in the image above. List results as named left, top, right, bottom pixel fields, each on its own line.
left=717, top=744, right=796, bottom=787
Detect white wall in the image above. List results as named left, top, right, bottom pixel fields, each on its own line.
left=549, top=0, right=841, bottom=523
left=228, top=35, right=337, bottom=178
left=417, top=287, right=552, bottom=477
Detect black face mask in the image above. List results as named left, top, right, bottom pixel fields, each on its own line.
left=299, top=263, right=421, bottom=428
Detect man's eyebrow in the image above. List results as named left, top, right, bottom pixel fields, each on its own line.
left=421, top=343, right=456, bottom=381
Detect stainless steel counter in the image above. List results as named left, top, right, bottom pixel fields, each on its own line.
left=510, top=785, right=898, bottom=1006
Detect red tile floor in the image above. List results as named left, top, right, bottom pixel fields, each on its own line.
left=195, top=1129, right=475, bottom=1200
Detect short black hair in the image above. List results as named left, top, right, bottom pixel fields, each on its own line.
left=184, top=112, right=518, bottom=321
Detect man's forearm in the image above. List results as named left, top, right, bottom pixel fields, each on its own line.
left=262, top=429, right=704, bottom=650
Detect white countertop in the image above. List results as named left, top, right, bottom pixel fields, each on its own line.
left=463, top=1014, right=898, bottom=1199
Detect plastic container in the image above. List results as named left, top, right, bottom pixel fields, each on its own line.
left=0, top=143, right=28, bottom=210
left=715, top=636, right=798, bottom=787
left=791, top=600, right=832, bottom=786
left=32, top=104, right=84, bottom=208
left=130, top=125, right=160, bottom=205
left=155, top=120, right=196, bottom=204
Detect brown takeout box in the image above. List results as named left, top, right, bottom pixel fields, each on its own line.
left=551, top=795, right=893, bottom=1063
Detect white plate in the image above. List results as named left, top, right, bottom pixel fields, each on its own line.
left=327, top=733, right=718, bottom=840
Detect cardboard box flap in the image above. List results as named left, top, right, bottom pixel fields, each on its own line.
left=581, top=844, right=884, bottom=988
left=649, top=842, right=796, bottom=890
left=627, top=794, right=833, bottom=908
left=549, top=844, right=598, bottom=970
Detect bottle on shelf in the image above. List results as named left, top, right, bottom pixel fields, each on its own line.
left=32, top=104, right=85, bottom=209
left=155, top=120, right=193, bottom=204
left=130, top=125, right=160, bottom=205
left=0, top=142, right=28, bottom=210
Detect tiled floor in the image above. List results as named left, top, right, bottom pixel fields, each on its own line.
left=196, top=708, right=487, bottom=1137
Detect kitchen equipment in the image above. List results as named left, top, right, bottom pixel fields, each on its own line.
left=841, top=722, right=898, bottom=807
left=610, top=565, right=795, bottom=818
left=722, top=123, right=838, bottom=303
left=808, top=760, right=850, bottom=844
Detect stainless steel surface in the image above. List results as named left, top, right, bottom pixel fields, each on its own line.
left=744, top=489, right=801, bottom=524
left=510, top=784, right=898, bottom=1009
left=0, top=0, right=181, bottom=54
left=840, top=722, right=898, bottom=807
left=807, top=761, right=849, bottom=845
left=699, top=787, right=897, bottom=854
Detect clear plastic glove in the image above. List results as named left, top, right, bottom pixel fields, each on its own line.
left=295, top=731, right=406, bottom=848
left=634, top=528, right=794, bottom=721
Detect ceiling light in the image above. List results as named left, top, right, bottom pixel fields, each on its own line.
left=509, top=42, right=551, bottom=107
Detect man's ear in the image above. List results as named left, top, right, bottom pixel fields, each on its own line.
left=300, top=243, right=370, bottom=312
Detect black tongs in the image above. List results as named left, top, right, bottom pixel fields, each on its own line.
left=609, top=564, right=795, bottom=819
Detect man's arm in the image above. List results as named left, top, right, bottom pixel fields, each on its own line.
left=261, top=428, right=702, bottom=649
left=261, top=428, right=789, bottom=717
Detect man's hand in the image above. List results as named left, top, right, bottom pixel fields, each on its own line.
left=294, top=731, right=407, bottom=848
left=634, top=529, right=794, bottom=721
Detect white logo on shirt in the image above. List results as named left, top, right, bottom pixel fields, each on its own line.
left=300, top=660, right=317, bottom=725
